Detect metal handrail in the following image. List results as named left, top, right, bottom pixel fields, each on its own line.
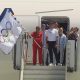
left=20, top=36, right=25, bottom=80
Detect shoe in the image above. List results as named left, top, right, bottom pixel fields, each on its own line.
left=58, top=63, right=62, bottom=66
left=33, top=64, right=36, bottom=66
left=49, top=63, right=53, bottom=66
left=60, top=64, right=62, bottom=66
left=39, top=64, right=43, bottom=66
left=54, top=64, right=56, bottom=66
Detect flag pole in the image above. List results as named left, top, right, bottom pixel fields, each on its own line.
left=26, top=32, right=41, bottom=48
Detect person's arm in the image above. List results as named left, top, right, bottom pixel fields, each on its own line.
left=26, top=32, right=32, bottom=38
left=55, top=29, right=59, bottom=47
left=62, top=36, right=67, bottom=48
left=45, top=30, right=48, bottom=47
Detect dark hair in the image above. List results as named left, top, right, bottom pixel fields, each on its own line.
left=49, top=21, right=57, bottom=25
left=36, top=26, right=40, bottom=29
left=75, top=27, right=79, bottom=31
left=41, top=24, right=46, bottom=27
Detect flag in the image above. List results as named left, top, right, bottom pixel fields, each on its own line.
left=0, top=9, right=22, bottom=54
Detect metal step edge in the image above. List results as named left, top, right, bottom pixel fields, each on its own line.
left=23, top=75, right=65, bottom=79
left=23, top=70, right=65, bottom=75
left=24, top=66, right=65, bottom=70
left=23, top=78, right=65, bottom=80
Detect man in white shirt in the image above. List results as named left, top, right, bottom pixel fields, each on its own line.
left=46, top=22, right=58, bottom=66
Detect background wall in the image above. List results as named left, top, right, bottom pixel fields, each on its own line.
left=0, top=0, right=80, bottom=27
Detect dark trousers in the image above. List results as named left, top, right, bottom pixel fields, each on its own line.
left=57, top=51, right=60, bottom=63
left=48, top=41, right=58, bottom=64
left=63, top=48, right=66, bottom=65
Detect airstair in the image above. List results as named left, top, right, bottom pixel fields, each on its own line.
left=20, top=58, right=66, bottom=80
left=19, top=32, right=66, bottom=80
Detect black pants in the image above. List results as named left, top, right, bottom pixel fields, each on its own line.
left=62, top=48, right=66, bottom=65
left=48, top=41, right=58, bottom=64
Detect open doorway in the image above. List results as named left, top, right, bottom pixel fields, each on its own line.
left=41, top=16, right=70, bottom=66
left=41, top=16, right=70, bottom=35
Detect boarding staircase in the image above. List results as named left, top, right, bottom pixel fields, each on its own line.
left=20, top=58, right=66, bottom=80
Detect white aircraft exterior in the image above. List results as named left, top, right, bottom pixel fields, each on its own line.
left=0, top=0, right=80, bottom=80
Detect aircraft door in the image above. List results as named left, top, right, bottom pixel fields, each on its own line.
left=41, top=16, right=69, bottom=65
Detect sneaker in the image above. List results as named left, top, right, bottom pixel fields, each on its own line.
left=49, top=63, right=53, bottom=66
left=54, top=64, right=56, bottom=66
left=33, top=64, right=36, bottom=66
left=60, top=64, right=62, bottom=66
left=58, top=63, right=62, bottom=66
left=39, top=64, right=43, bottom=66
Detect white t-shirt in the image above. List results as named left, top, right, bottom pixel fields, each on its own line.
left=46, top=28, right=58, bottom=41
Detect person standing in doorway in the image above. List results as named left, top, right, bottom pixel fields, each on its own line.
left=57, top=27, right=67, bottom=66
left=41, top=24, right=49, bottom=65
left=46, top=22, right=58, bottom=66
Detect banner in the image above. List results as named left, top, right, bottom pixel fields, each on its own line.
left=0, top=9, right=22, bottom=54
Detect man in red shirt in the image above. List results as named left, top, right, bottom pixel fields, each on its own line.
left=28, top=26, right=42, bottom=65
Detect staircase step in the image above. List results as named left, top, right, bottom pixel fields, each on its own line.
left=23, top=70, right=65, bottom=75
left=23, top=75, right=65, bottom=79
left=24, top=65, right=65, bottom=70
left=23, top=78, right=65, bottom=80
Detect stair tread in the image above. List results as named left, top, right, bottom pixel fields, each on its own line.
left=23, top=79, right=65, bottom=80
left=23, top=65, right=65, bottom=80
left=23, top=70, right=65, bottom=75
left=23, top=75, right=65, bottom=79
left=24, top=65, right=65, bottom=70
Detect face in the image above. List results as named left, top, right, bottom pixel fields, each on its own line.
left=58, top=28, right=63, bottom=36
left=74, top=27, right=79, bottom=33
left=70, top=27, right=74, bottom=31
left=41, top=26, right=45, bottom=31
left=55, top=22, right=59, bottom=28
left=36, top=26, right=40, bottom=32
left=49, top=23, right=55, bottom=29
left=41, top=24, right=46, bottom=31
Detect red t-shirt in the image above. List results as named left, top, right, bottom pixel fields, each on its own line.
left=31, top=31, right=42, bottom=44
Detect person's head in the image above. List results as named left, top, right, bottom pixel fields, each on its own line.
left=74, top=27, right=79, bottom=33
left=36, top=26, right=40, bottom=33
left=41, top=24, right=46, bottom=31
left=58, top=27, right=63, bottom=36
left=49, top=21, right=58, bottom=29
left=49, top=21, right=56, bottom=29
left=70, top=27, right=74, bottom=31
left=55, top=22, right=59, bottom=29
